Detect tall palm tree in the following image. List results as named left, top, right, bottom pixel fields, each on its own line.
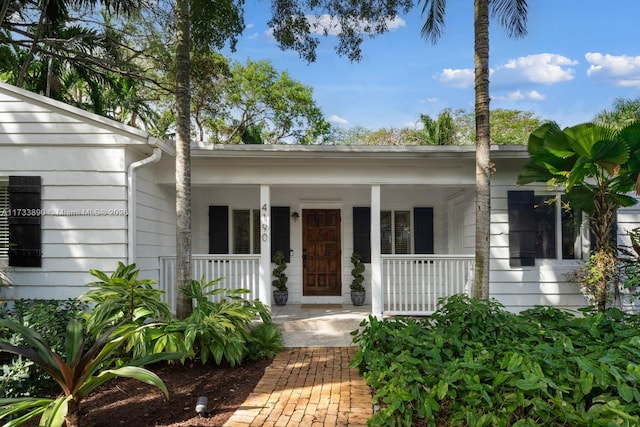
left=419, top=0, right=529, bottom=298
left=172, top=0, right=243, bottom=318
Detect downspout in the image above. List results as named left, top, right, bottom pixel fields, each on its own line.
left=127, top=148, right=162, bottom=264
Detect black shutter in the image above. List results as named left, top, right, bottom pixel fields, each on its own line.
left=508, top=191, right=536, bottom=267
left=8, top=176, right=42, bottom=267
left=353, top=207, right=371, bottom=263
left=271, top=207, right=290, bottom=262
left=414, top=207, right=434, bottom=254
left=209, top=206, right=228, bottom=254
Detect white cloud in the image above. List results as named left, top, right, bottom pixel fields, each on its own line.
left=438, top=68, right=475, bottom=88
left=586, top=52, right=640, bottom=87
left=423, top=97, right=438, bottom=103
left=439, top=54, right=576, bottom=91
left=328, top=114, right=349, bottom=125
left=495, top=53, right=577, bottom=85
left=306, top=14, right=406, bottom=36
left=496, top=90, right=546, bottom=101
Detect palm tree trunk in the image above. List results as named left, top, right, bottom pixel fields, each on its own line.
left=16, top=0, right=49, bottom=88
left=473, top=0, right=491, bottom=299
left=174, top=0, right=193, bottom=319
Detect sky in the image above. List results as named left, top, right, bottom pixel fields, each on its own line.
left=225, top=0, right=640, bottom=131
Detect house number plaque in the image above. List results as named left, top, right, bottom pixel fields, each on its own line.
left=261, top=203, right=269, bottom=241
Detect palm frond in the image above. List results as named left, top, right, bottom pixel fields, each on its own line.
left=490, top=0, right=528, bottom=39
left=419, top=0, right=447, bottom=44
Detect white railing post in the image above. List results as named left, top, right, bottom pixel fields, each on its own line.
left=371, top=185, right=382, bottom=319
left=259, top=185, right=272, bottom=307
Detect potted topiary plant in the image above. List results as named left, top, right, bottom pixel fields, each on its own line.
left=272, top=249, right=288, bottom=306
left=350, top=252, right=366, bottom=306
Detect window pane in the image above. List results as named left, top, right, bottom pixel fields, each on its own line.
left=253, top=209, right=261, bottom=254
left=394, top=211, right=410, bottom=254
left=0, top=181, right=7, bottom=258
left=233, top=210, right=250, bottom=254
left=381, top=211, right=391, bottom=254
left=561, top=197, right=581, bottom=259
left=533, top=196, right=556, bottom=258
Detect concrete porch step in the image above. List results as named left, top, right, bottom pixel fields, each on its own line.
left=271, top=304, right=370, bottom=347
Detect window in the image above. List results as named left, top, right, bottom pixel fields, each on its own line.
left=209, top=205, right=289, bottom=261
left=381, top=210, right=411, bottom=254
left=355, top=207, right=433, bottom=259
left=509, top=191, right=584, bottom=267
left=232, top=209, right=261, bottom=254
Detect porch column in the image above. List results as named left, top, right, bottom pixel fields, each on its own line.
left=371, top=185, right=382, bottom=318
left=259, top=185, right=272, bottom=307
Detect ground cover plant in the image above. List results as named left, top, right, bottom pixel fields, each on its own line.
left=351, top=295, right=640, bottom=426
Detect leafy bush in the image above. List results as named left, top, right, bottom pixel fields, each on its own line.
left=83, top=262, right=172, bottom=337
left=351, top=295, right=640, bottom=426
left=0, top=318, right=178, bottom=427
left=83, top=264, right=281, bottom=366
left=170, top=276, right=277, bottom=366
left=246, top=321, right=283, bottom=360
left=0, top=299, right=86, bottom=398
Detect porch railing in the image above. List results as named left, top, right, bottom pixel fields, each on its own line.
left=159, top=254, right=473, bottom=316
left=382, top=255, right=474, bottom=316
left=159, top=254, right=260, bottom=314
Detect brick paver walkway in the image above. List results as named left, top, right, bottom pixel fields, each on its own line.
left=223, top=347, right=374, bottom=426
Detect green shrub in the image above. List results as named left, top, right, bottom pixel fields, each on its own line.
left=83, top=262, right=172, bottom=337
left=246, top=321, right=283, bottom=360
left=0, top=318, right=178, bottom=427
left=171, top=276, right=274, bottom=366
left=0, top=299, right=86, bottom=398
left=352, top=295, right=640, bottom=426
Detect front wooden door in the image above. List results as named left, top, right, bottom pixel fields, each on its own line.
left=302, top=209, right=342, bottom=296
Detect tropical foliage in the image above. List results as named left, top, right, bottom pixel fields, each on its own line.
left=82, top=264, right=281, bottom=365
left=595, top=98, right=640, bottom=130
left=171, top=276, right=273, bottom=366
left=0, top=318, right=174, bottom=427
left=83, top=262, right=172, bottom=338
left=517, top=121, right=640, bottom=310
left=352, top=295, right=640, bottom=426
left=0, top=299, right=86, bottom=398
left=0, top=265, right=282, bottom=425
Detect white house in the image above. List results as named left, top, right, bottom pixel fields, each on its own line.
left=2, top=81, right=638, bottom=316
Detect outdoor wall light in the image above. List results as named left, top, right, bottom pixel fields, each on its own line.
left=196, top=396, right=208, bottom=416
left=291, top=212, right=300, bottom=222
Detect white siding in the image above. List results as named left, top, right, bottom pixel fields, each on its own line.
left=489, top=158, right=589, bottom=312
left=0, top=83, right=163, bottom=301
left=134, top=164, right=176, bottom=284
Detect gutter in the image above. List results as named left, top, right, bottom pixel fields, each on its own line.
left=127, top=147, right=163, bottom=264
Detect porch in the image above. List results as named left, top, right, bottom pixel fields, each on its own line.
left=158, top=254, right=474, bottom=318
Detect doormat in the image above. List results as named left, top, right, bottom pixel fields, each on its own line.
left=300, top=304, right=344, bottom=309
